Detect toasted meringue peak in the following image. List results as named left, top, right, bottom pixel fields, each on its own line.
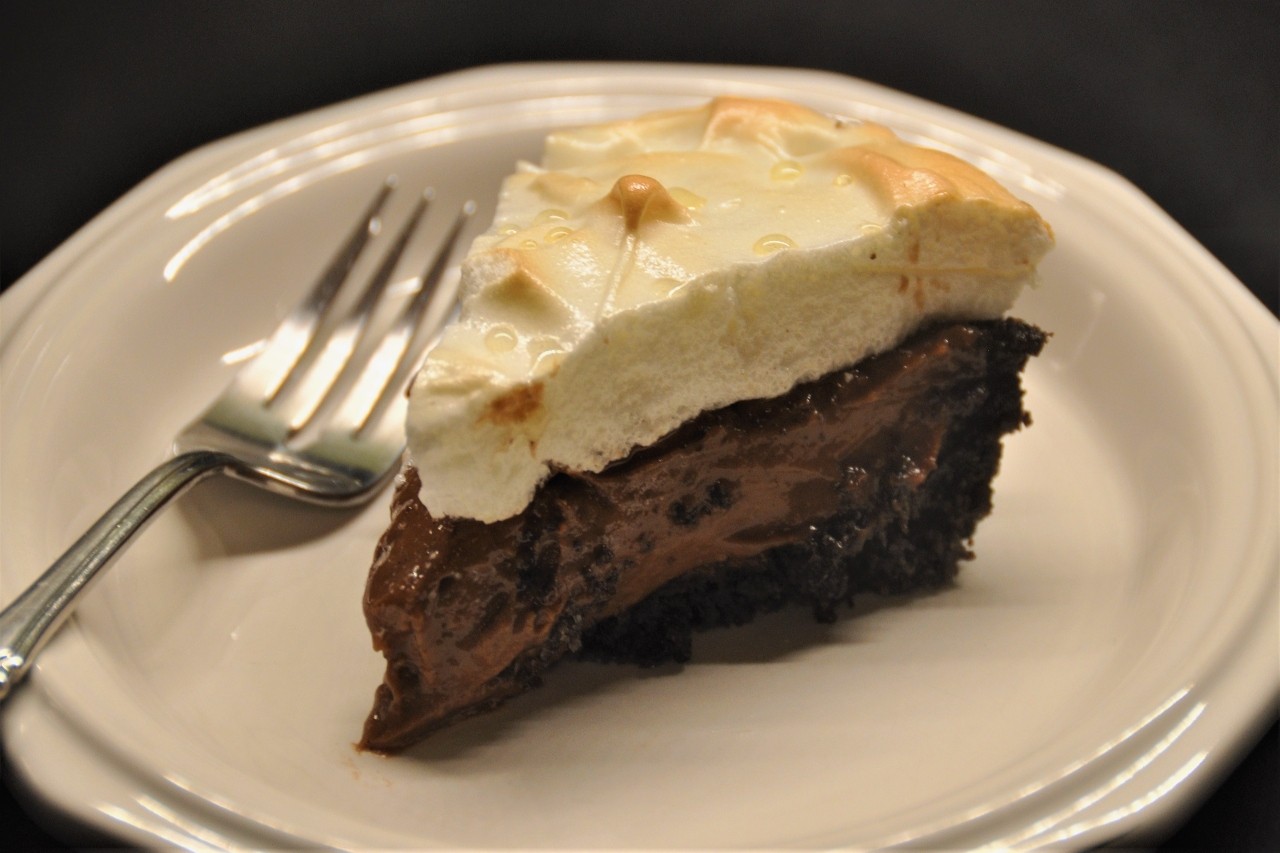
left=602, top=174, right=691, bottom=231
left=408, top=97, right=1053, bottom=521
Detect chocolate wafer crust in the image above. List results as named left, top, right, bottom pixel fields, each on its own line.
left=361, top=318, right=1045, bottom=751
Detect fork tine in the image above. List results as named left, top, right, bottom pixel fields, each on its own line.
left=0, top=182, right=474, bottom=693
left=283, top=189, right=434, bottom=435
left=328, top=199, right=476, bottom=438
left=232, top=176, right=397, bottom=406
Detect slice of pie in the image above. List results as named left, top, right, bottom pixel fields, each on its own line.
left=360, top=97, right=1053, bottom=751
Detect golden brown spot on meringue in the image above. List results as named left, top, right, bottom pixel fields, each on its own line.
left=482, top=261, right=575, bottom=326
left=604, top=175, right=691, bottom=231
left=480, top=381, right=544, bottom=426
left=700, top=97, right=841, bottom=157
left=822, top=142, right=1028, bottom=213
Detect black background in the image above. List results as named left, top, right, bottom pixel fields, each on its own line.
left=2, top=2, right=1276, bottom=850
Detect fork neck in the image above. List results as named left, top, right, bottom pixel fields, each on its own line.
left=0, top=450, right=235, bottom=699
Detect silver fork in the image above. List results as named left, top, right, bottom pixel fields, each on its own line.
left=0, top=179, right=474, bottom=699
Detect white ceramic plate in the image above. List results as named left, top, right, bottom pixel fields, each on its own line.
left=2, top=64, right=1276, bottom=851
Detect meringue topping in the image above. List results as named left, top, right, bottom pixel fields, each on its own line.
left=407, top=97, right=1053, bottom=521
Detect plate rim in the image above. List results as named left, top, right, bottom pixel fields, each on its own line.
left=2, top=61, right=1277, bottom=850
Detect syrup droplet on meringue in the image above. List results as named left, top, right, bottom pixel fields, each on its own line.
left=533, top=208, right=569, bottom=224
left=753, top=234, right=796, bottom=255
left=544, top=226, right=572, bottom=244
left=770, top=160, right=803, bottom=181
left=485, top=325, right=518, bottom=353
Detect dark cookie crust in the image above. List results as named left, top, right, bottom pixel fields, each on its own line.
left=582, top=320, right=1041, bottom=664
left=361, top=319, right=1045, bottom=751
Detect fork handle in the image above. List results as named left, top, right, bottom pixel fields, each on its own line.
left=0, top=450, right=233, bottom=700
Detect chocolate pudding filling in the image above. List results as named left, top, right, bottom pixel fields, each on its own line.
left=361, top=318, right=1045, bottom=751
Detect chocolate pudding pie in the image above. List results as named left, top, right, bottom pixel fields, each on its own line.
left=360, top=97, right=1053, bottom=751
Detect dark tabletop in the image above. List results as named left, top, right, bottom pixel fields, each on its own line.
left=2, top=2, right=1276, bottom=850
